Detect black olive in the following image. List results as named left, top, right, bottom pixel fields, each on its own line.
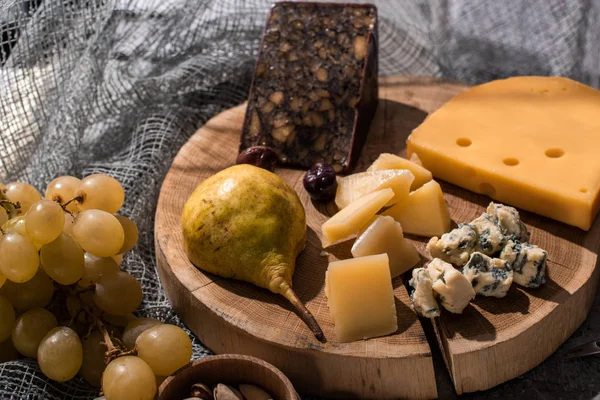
left=303, top=163, right=337, bottom=201
left=236, top=146, right=278, bottom=172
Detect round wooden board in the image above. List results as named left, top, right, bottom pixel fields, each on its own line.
left=155, top=76, right=600, bottom=399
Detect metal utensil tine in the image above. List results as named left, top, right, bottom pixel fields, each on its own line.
left=564, top=340, right=600, bottom=359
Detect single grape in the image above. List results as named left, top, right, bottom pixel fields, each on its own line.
left=102, top=312, right=135, bottom=328
left=136, top=324, right=193, bottom=376
left=0, top=337, right=20, bottom=362
left=102, top=356, right=157, bottom=400
left=75, top=174, right=125, bottom=214
left=0, top=210, right=8, bottom=227
left=2, top=216, right=26, bottom=235
left=112, top=254, right=123, bottom=265
left=65, top=295, right=86, bottom=322
left=11, top=308, right=58, bottom=358
left=2, top=216, right=43, bottom=250
left=63, top=212, right=76, bottom=235
left=115, top=215, right=138, bottom=254
left=37, top=326, right=83, bottom=382
left=45, top=176, right=81, bottom=212
left=122, top=318, right=162, bottom=349
left=236, top=146, right=279, bottom=171
left=0, top=294, right=16, bottom=342
left=93, top=270, right=142, bottom=316
left=25, top=200, right=65, bottom=244
left=4, top=182, right=42, bottom=213
left=79, top=330, right=106, bottom=387
left=39, top=232, right=84, bottom=285
left=1, top=275, right=54, bottom=318
left=303, top=163, right=337, bottom=201
left=0, top=269, right=54, bottom=311
left=78, top=253, right=119, bottom=288
left=0, top=232, right=39, bottom=283
left=73, top=210, right=124, bottom=257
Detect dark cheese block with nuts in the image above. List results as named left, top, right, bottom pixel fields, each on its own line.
left=240, top=2, right=378, bottom=173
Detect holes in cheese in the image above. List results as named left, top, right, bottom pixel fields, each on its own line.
left=335, top=169, right=414, bottom=210
left=545, top=148, right=564, bottom=158
left=367, top=153, right=432, bottom=191
left=325, top=253, right=397, bottom=342
left=351, top=216, right=420, bottom=278
left=503, top=158, right=519, bottom=166
left=382, top=180, right=451, bottom=237
left=407, top=76, right=600, bottom=230
left=456, top=138, right=472, bottom=147
left=321, top=188, right=394, bottom=247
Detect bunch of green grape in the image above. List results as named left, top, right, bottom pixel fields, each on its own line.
left=0, top=174, right=193, bottom=400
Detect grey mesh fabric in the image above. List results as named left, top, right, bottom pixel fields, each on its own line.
left=1, top=0, right=599, bottom=399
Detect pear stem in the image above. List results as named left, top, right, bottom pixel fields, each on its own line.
left=281, top=285, right=325, bottom=343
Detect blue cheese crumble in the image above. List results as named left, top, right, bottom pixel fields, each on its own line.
left=462, top=252, right=513, bottom=298
left=500, top=240, right=547, bottom=288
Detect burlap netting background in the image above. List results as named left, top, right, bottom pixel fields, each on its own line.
left=0, top=0, right=599, bottom=398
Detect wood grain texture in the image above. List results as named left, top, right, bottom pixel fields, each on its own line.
left=158, top=354, right=298, bottom=400
left=155, top=76, right=600, bottom=398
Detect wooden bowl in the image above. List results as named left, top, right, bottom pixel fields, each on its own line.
left=158, top=354, right=299, bottom=400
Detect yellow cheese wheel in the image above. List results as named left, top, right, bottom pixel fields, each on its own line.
left=407, top=76, right=600, bottom=230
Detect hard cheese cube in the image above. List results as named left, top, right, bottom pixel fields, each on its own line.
left=322, top=188, right=394, bottom=247
left=325, top=254, right=397, bottom=342
left=407, top=76, right=600, bottom=230
left=383, top=180, right=451, bottom=237
left=351, top=216, right=420, bottom=278
left=367, top=153, right=432, bottom=190
left=335, top=169, right=414, bottom=209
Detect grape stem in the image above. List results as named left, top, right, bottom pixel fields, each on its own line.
left=0, top=197, right=21, bottom=219
left=96, top=319, right=137, bottom=364
left=60, top=195, right=84, bottom=213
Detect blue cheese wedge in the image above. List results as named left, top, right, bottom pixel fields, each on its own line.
left=462, top=252, right=513, bottom=298
left=408, top=268, right=440, bottom=318
left=427, top=223, right=478, bottom=266
left=486, top=202, right=530, bottom=242
left=427, top=258, right=475, bottom=314
left=471, top=213, right=506, bottom=255
left=500, top=240, right=547, bottom=288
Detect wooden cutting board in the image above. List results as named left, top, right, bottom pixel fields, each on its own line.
left=154, top=76, right=600, bottom=399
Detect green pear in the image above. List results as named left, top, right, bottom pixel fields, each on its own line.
left=181, top=164, right=324, bottom=341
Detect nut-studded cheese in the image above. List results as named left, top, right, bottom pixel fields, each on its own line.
left=241, top=2, right=378, bottom=173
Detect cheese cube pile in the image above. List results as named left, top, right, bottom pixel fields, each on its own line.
left=320, top=152, right=550, bottom=336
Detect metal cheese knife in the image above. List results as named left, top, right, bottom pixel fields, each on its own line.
left=564, top=339, right=600, bottom=359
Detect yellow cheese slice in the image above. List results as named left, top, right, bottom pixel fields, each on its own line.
left=325, top=253, right=397, bottom=342
left=335, top=169, right=414, bottom=209
left=407, top=76, right=600, bottom=230
left=367, top=153, right=432, bottom=190
left=351, top=216, right=420, bottom=278
left=321, top=188, right=394, bottom=247
left=383, top=180, right=451, bottom=237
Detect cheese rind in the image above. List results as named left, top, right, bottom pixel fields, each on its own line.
left=351, top=216, right=420, bottom=278
left=383, top=180, right=451, bottom=237
left=407, top=76, right=600, bottom=230
left=335, top=169, right=414, bottom=209
left=325, top=254, right=397, bottom=342
left=322, top=188, right=394, bottom=247
left=367, top=153, right=432, bottom=190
